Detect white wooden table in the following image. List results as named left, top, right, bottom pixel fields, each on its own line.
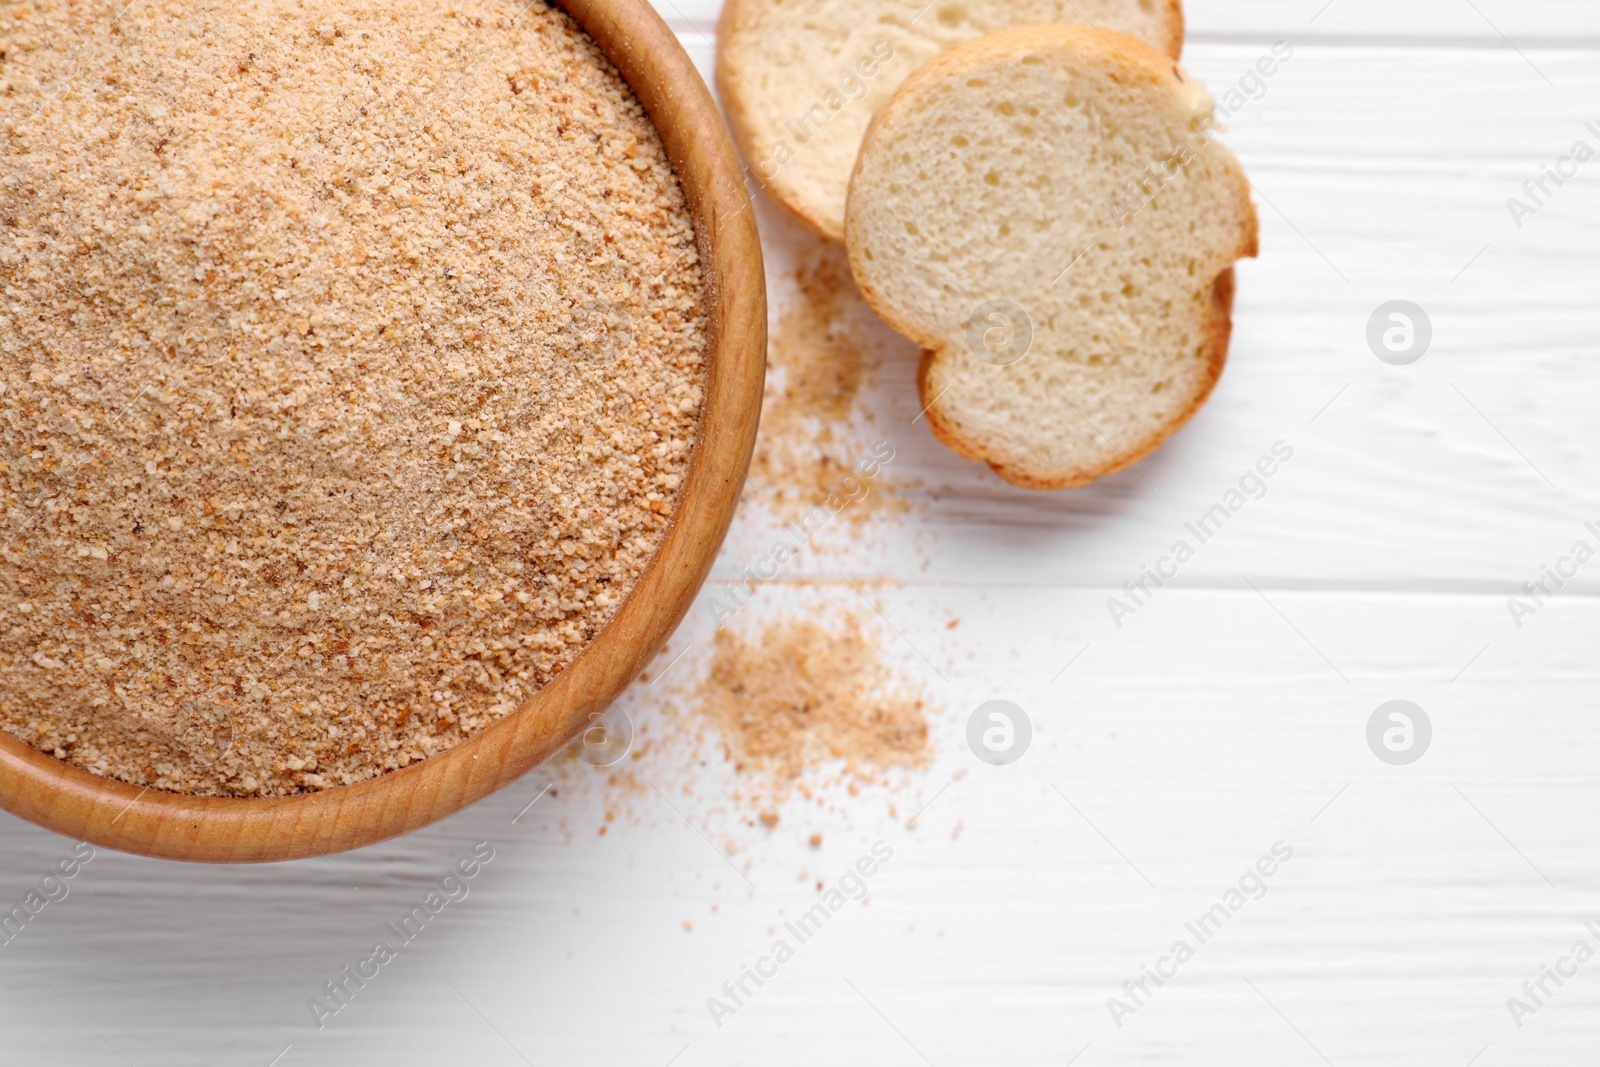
left=4, top=2, right=1599, bottom=1063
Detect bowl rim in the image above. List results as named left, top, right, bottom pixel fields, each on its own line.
left=0, top=0, right=766, bottom=863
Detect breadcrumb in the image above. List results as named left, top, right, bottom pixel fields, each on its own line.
left=697, top=613, right=929, bottom=793
left=0, top=0, right=706, bottom=795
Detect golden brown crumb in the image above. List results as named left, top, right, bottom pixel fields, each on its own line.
left=0, top=0, right=706, bottom=795
left=744, top=241, right=904, bottom=525
left=808, top=832, right=822, bottom=848
left=696, top=613, right=929, bottom=794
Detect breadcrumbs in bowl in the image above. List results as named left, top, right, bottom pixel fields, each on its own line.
left=0, top=0, right=711, bottom=796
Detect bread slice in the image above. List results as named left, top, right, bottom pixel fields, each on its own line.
left=844, top=25, right=1259, bottom=490
left=716, top=0, right=1183, bottom=242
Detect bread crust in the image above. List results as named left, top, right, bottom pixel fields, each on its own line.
left=715, top=0, right=1187, bottom=242
left=847, top=24, right=1260, bottom=491
left=715, top=0, right=848, bottom=239
left=1164, top=0, right=1187, bottom=60
left=915, top=270, right=1236, bottom=490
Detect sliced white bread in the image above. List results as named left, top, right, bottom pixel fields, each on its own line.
left=716, top=0, right=1183, bottom=241
left=844, top=25, right=1259, bottom=490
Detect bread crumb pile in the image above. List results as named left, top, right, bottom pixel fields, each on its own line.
left=744, top=239, right=907, bottom=526
left=0, top=0, right=707, bottom=795
left=696, top=613, right=930, bottom=793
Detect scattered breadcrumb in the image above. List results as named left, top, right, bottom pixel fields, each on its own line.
left=507, top=164, right=946, bottom=863
left=696, top=612, right=930, bottom=798
left=0, top=0, right=706, bottom=795
left=744, top=241, right=906, bottom=526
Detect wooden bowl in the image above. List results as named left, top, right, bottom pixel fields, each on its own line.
left=0, top=0, right=766, bottom=863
